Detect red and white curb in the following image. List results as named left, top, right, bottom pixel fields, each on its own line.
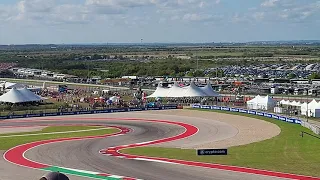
left=3, top=124, right=141, bottom=180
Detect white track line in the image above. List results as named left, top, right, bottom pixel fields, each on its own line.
left=0, top=128, right=109, bottom=138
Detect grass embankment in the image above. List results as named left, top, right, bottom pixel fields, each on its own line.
left=122, top=109, right=320, bottom=177
left=0, top=126, right=119, bottom=150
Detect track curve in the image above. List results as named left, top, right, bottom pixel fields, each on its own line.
left=1, top=113, right=318, bottom=180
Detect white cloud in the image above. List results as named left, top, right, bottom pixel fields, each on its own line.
left=253, top=12, right=265, bottom=20
left=261, top=0, right=279, bottom=7
left=182, top=13, right=221, bottom=22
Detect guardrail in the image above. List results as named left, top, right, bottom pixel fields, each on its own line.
left=0, top=105, right=179, bottom=120
left=191, top=104, right=320, bottom=135
left=191, top=104, right=302, bottom=124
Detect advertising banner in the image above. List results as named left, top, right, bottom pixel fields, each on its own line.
left=128, top=108, right=143, bottom=112
left=10, top=115, right=25, bottom=119
left=271, top=114, right=279, bottom=120
left=256, top=112, right=264, bottom=116
left=111, top=108, right=129, bottom=112
left=145, top=107, right=161, bottom=111
left=294, top=119, right=302, bottom=124
left=192, top=104, right=201, bottom=108
left=77, top=111, right=93, bottom=115
left=211, top=106, right=221, bottom=110
left=264, top=113, right=272, bottom=118
left=278, top=116, right=287, bottom=121
left=44, top=112, right=59, bottom=116
left=61, top=112, right=76, bottom=116
left=230, top=108, right=239, bottom=112
left=239, top=109, right=248, bottom=113
left=197, top=149, right=228, bottom=156
left=248, top=110, right=256, bottom=115
left=95, top=110, right=111, bottom=114
left=163, top=106, right=178, bottom=109
left=201, top=105, right=211, bottom=109
left=26, top=114, right=42, bottom=118
left=221, top=107, right=230, bottom=111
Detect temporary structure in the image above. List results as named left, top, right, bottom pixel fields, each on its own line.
left=247, top=95, right=275, bottom=110
left=167, top=82, right=186, bottom=97
left=301, top=99, right=318, bottom=117
left=147, top=84, right=170, bottom=98
left=200, top=82, right=221, bottom=97
left=300, top=102, right=310, bottom=116
left=0, top=87, right=35, bottom=103
left=148, top=81, right=220, bottom=98
left=0, top=81, right=25, bottom=91
left=18, top=87, right=42, bottom=102
left=183, top=81, right=208, bottom=97
left=247, top=95, right=262, bottom=109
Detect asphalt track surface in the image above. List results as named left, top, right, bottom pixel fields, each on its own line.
left=0, top=112, right=294, bottom=180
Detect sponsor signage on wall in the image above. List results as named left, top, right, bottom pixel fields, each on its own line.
left=278, top=116, right=287, bottom=121
left=239, top=109, right=248, bottom=113
left=248, top=110, right=256, bottom=115
left=221, top=107, right=230, bottom=111
left=197, top=149, right=228, bottom=156
left=230, top=108, right=239, bottom=112
left=256, top=112, right=264, bottom=116
left=211, top=106, right=221, bottom=110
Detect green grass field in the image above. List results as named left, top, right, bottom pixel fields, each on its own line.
left=122, top=109, right=320, bottom=177
left=0, top=126, right=119, bottom=150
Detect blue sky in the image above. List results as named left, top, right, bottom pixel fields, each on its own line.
left=0, top=0, right=319, bottom=44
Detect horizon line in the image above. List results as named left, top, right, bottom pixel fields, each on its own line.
left=1, top=39, right=320, bottom=46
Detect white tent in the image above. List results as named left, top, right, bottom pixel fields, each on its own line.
left=18, top=87, right=42, bottom=102
left=289, top=101, right=302, bottom=107
left=0, top=82, right=25, bottom=91
left=167, top=82, right=186, bottom=97
left=184, top=81, right=208, bottom=97
left=247, top=95, right=275, bottom=110
left=147, top=84, right=170, bottom=98
left=0, top=87, right=33, bottom=103
left=148, top=81, right=215, bottom=98
left=310, top=102, right=320, bottom=117
left=247, top=95, right=262, bottom=110
left=200, top=82, right=221, bottom=97
left=301, top=99, right=318, bottom=117
left=300, top=102, right=310, bottom=116
left=279, top=99, right=287, bottom=105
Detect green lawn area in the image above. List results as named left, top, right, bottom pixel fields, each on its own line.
left=122, top=109, right=320, bottom=177
left=0, top=126, right=119, bottom=150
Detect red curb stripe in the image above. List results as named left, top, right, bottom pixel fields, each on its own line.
left=3, top=125, right=127, bottom=169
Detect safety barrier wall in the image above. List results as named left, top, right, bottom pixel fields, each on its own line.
left=300, top=121, right=320, bottom=135
left=0, top=105, right=179, bottom=120
left=191, top=104, right=320, bottom=135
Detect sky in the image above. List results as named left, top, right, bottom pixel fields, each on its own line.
left=0, top=0, right=319, bottom=44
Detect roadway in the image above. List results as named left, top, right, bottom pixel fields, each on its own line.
left=0, top=110, right=287, bottom=180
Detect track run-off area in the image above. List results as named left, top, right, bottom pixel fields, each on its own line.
left=0, top=110, right=319, bottom=180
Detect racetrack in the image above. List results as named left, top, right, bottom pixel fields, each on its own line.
left=0, top=110, right=291, bottom=180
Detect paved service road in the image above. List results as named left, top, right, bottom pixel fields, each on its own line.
left=0, top=112, right=287, bottom=180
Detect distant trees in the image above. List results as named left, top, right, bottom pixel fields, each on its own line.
left=308, top=73, right=320, bottom=79
left=287, top=73, right=297, bottom=79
